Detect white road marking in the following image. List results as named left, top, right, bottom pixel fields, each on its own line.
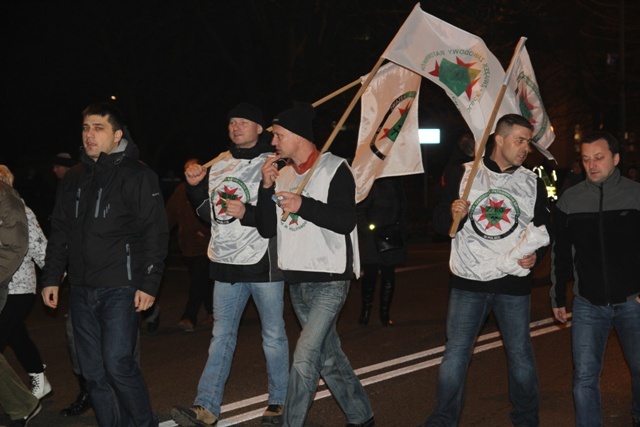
left=160, top=315, right=571, bottom=426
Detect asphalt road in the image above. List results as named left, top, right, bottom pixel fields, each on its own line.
left=1, top=242, right=634, bottom=427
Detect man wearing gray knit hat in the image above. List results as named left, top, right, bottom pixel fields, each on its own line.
left=256, top=103, right=375, bottom=427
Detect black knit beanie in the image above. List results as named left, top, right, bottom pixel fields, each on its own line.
left=272, top=103, right=316, bottom=142
left=227, top=103, right=265, bottom=127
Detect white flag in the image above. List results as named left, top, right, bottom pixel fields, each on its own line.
left=352, top=62, right=423, bottom=203
left=506, top=46, right=556, bottom=160
left=382, top=3, right=517, bottom=147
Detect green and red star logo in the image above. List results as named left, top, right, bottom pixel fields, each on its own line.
left=470, top=189, right=521, bottom=240
left=211, top=177, right=250, bottom=225
left=216, top=185, right=243, bottom=215
left=369, top=91, right=417, bottom=161
left=429, top=57, right=480, bottom=100
left=477, top=198, right=511, bottom=231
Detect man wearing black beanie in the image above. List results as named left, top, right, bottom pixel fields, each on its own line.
left=256, top=103, right=375, bottom=427
left=171, top=103, right=289, bottom=427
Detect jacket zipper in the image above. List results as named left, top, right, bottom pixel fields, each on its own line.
left=94, top=188, right=103, bottom=218
left=125, top=243, right=132, bottom=280
left=75, top=188, right=81, bottom=218
left=598, top=184, right=611, bottom=304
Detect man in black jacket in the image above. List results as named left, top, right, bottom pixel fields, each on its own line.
left=550, top=131, right=640, bottom=427
left=41, top=103, right=168, bottom=427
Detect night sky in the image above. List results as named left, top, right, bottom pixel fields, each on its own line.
left=2, top=1, right=637, bottom=200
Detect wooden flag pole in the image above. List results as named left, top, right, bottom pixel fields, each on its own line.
left=201, top=78, right=361, bottom=169
left=448, top=37, right=527, bottom=238
left=280, top=55, right=387, bottom=220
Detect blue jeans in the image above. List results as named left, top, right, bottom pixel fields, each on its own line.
left=284, top=281, right=373, bottom=427
left=572, top=296, right=640, bottom=427
left=427, top=288, right=539, bottom=427
left=70, top=286, right=156, bottom=427
left=195, top=281, right=288, bottom=417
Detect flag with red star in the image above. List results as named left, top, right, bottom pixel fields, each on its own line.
left=352, top=62, right=423, bottom=203
left=382, top=3, right=518, bottom=148
left=505, top=46, right=555, bottom=160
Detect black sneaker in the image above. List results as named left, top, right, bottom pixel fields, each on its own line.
left=346, top=416, right=375, bottom=427
left=60, top=389, right=91, bottom=416
left=9, top=402, right=41, bottom=426
left=171, top=405, right=218, bottom=427
left=261, top=404, right=284, bottom=425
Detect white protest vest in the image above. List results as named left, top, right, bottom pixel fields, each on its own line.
left=207, top=151, right=269, bottom=265
left=275, top=153, right=360, bottom=276
left=451, top=161, right=538, bottom=281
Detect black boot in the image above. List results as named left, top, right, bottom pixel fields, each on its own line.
left=60, top=375, right=91, bottom=416
left=379, top=278, right=395, bottom=327
left=358, top=271, right=376, bottom=325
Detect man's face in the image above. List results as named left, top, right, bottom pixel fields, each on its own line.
left=82, top=114, right=122, bottom=161
left=493, top=125, right=532, bottom=170
left=228, top=117, right=262, bottom=149
left=271, top=125, right=300, bottom=161
left=582, top=138, right=619, bottom=184
left=53, top=165, right=69, bottom=179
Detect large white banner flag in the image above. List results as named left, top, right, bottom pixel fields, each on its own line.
left=382, top=3, right=518, bottom=148
left=352, top=62, right=423, bottom=203
left=506, top=46, right=556, bottom=160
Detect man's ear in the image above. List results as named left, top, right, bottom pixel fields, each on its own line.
left=114, top=129, right=123, bottom=144
left=257, top=124, right=263, bottom=135
left=613, top=152, right=620, bottom=167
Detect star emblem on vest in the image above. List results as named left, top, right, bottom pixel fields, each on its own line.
left=211, top=177, right=251, bottom=225
left=478, top=198, right=511, bottom=231
left=216, top=185, right=243, bottom=215
left=469, top=189, right=521, bottom=240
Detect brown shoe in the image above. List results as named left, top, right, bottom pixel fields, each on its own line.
left=261, top=404, right=283, bottom=425
left=171, top=405, right=218, bottom=426
left=177, top=319, right=194, bottom=332
left=201, top=314, right=214, bottom=326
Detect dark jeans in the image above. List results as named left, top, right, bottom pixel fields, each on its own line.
left=71, top=285, right=156, bottom=427
left=0, top=293, right=45, bottom=373
left=427, top=289, right=539, bottom=427
left=182, top=255, right=213, bottom=325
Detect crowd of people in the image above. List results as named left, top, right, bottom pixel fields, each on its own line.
left=0, top=101, right=638, bottom=427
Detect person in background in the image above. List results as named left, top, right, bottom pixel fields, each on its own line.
left=0, top=165, right=51, bottom=401
left=41, top=102, right=168, bottom=427
left=558, top=157, right=585, bottom=196
left=421, top=114, right=551, bottom=427
left=165, top=158, right=213, bottom=332
left=171, top=103, right=288, bottom=427
left=0, top=174, right=41, bottom=427
left=356, top=176, right=407, bottom=327
left=257, top=103, right=374, bottom=427
left=52, top=152, right=75, bottom=180
left=550, top=131, right=640, bottom=427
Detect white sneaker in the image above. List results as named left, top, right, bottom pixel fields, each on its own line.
left=28, top=371, right=52, bottom=400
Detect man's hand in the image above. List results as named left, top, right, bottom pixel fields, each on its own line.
left=134, top=290, right=156, bottom=312
left=184, top=163, right=207, bottom=186
left=273, top=192, right=302, bottom=214
left=517, top=253, right=537, bottom=269
left=553, top=307, right=568, bottom=324
left=451, top=199, right=470, bottom=220
left=261, top=155, right=281, bottom=188
left=42, top=286, right=59, bottom=309
left=224, top=199, right=246, bottom=219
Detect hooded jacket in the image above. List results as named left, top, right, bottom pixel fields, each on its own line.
left=42, top=139, right=168, bottom=297
left=550, top=168, right=640, bottom=307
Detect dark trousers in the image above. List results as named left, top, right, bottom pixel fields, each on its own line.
left=0, top=293, right=45, bottom=373
left=181, top=255, right=213, bottom=325
left=71, top=285, right=156, bottom=427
